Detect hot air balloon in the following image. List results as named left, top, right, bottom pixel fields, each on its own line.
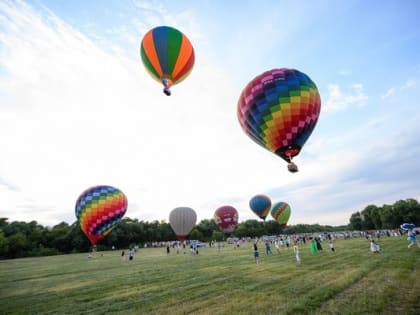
left=271, top=202, right=291, bottom=228
left=169, top=207, right=197, bottom=240
left=237, top=68, right=321, bottom=173
left=400, top=223, right=416, bottom=230
left=214, top=206, right=239, bottom=234
left=249, top=194, right=271, bottom=221
left=75, top=185, right=128, bottom=245
left=140, top=25, right=195, bottom=96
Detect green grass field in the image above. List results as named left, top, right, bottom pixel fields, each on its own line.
left=1, top=237, right=419, bottom=315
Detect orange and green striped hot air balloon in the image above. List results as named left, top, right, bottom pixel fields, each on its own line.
left=140, top=26, right=195, bottom=96
left=271, top=202, right=291, bottom=228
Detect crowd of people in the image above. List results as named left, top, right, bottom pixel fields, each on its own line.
left=112, top=227, right=418, bottom=265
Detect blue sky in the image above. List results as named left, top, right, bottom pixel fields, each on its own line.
left=0, top=0, right=419, bottom=227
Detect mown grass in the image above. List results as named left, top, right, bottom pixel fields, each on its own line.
left=0, top=237, right=419, bottom=314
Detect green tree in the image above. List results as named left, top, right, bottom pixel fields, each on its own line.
left=211, top=230, right=224, bottom=241
left=360, top=206, right=376, bottom=230
left=189, top=228, right=204, bottom=241
left=196, top=219, right=217, bottom=240
left=379, top=204, right=394, bottom=229
left=0, top=230, right=9, bottom=258
left=394, top=199, right=420, bottom=225
left=7, top=232, right=30, bottom=258
left=349, top=212, right=363, bottom=230
left=364, top=205, right=382, bottom=229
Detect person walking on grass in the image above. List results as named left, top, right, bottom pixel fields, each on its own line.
left=293, top=242, right=301, bottom=264
left=253, top=240, right=260, bottom=264
left=274, top=239, right=281, bottom=254
left=329, top=241, right=335, bottom=252
left=407, top=229, right=420, bottom=249
left=310, top=238, right=318, bottom=254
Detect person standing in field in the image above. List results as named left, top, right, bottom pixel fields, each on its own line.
left=293, top=243, right=301, bottom=264
left=253, top=240, right=260, bottom=264
left=370, top=239, right=380, bottom=253
left=265, top=240, right=272, bottom=255
left=129, top=247, right=135, bottom=261
left=285, top=237, right=290, bottom=249
left=329, top=241, right=335, bottom=252
left=310, top=238, right=318, bottom=254
left=274, top=239, right=281, bottom=254
left=315, top=237, right=323, bottom=251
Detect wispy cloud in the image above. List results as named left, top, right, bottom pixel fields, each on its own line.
left=324, top=83, right=368, bottom=113
left=382, top=79, right=416, bottom=99
left=0, top=176, right=19, bottom=192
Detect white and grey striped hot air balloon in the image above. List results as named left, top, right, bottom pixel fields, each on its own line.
left=169, top=207, right=197, bottom=240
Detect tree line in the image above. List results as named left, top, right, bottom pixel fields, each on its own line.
left=1, top=198, right=418, bottom=259
left=348, top=198, right=420, bottom=230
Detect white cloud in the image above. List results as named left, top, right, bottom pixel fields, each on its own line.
left=381, top=87, right=396, bottom=99
left=324, top=83, right=368, bottom=112
left=381, top=79, right=416, bottom=99
left=338, top=69, right=351, bottom=76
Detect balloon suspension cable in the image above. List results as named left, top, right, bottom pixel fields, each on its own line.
left=287, top=155, right=298, bottom=173
left=162, top=78, right=171, bottom=96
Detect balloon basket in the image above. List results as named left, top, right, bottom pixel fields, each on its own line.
left=287, top=162, right=298, bottom=173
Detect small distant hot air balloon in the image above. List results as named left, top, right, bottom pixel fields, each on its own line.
left=140, top=25, right=195, bottom=96
left=249, top=194, right=271, bottom=221
left=169, top=207, right=197, bottom=240
left=400, top=223, right=416, bottom=230
left=214, top=206, right=239, bottom=234
left=75, top=185, right=128, bottom=245
left=237, top=68, right=321, bottom=173
left=271, top=202, right=291, bottom=228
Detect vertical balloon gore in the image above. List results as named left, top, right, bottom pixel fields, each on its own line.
left=75, top=185, right=128, bottom=245
left=237, top=68, right=321, bottom=172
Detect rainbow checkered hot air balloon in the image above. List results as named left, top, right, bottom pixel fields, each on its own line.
left=237, top=68, right=321, bottom=172
left=140, top=26, right=195, bottom=96
left=271, top=202, right=291, bottom=228
left=75, top=185, right=128, bottom=245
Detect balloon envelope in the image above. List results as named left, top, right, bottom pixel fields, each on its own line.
left=75, top=185, right=128, bottom=245
left=400, top=223, right=416, bottom=230
left=271, top=202, right=291, bottom=228
left=140, top=25, right=195, bottom=95
left=169, top=207, right=197, bottom=240
left=249, top=194, right=271, bottom=221
left=214, top=206, right=239, bottom=234
left=237, top=68, right=321, bottom=163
